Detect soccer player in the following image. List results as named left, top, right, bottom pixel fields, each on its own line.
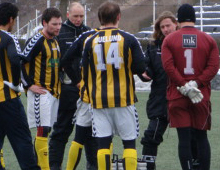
left=21, top=7, right=62, bottom=170
left=48, top=2, right=97, bottom=170
left=82, top=2, right=146, bottom=170
left=60, top=28, right=99, bottom=170
left=139, top=11, right=177, bottom=170
left=161, top=4, right=219, bottom=170
left=0, top=2, right=40, bottom=170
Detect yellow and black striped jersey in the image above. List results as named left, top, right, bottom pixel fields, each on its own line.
left=82, top=28, right=146, bottom=108
left=60, top=29, right=98, bottom=103
left=0, top=30, right=22, bottom=102
left=21, top=31, right=61, bottom=98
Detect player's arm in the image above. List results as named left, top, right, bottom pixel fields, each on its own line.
left=60, top=35, right=84, bottom=85
left=138, top=45, right=154, bottom=82
left=130, top=36, right=146, bottom=74
left=22, top=33, right=42, bottom=62
left=82, top=40, right=91, bottom=93
left=60, top=36, right=82, bottom=68
left=6, top=35, right=22, bottom=86
left=161, top=38, right=186, bottom=86
left=21, top=35, right=42, bottom=89
left=196, top=39, right=219, bottom=87
left=20, top=60, right=34, bottom=89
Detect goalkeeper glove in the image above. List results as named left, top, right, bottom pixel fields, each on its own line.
left=177, top=80, right=198, bottom=96
left=177, top=81, right=203, bottom=104
left=187, top=87, right=203, bottom=104
left=177, top=83, right=191, bottom=96
left=188, top=80, right=198, bottom=88
left=3, top=81, right=22, bottom=92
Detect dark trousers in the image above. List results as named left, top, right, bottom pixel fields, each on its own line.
left=141, top=117, right=168, bottom=156
left=49, top=84, right=97, bottom=169
left=0, top=97, right=40, bottom=170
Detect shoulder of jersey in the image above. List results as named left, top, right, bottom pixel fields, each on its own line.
left=23, top=32, right=43, bottom=57
left=82, top=29, right=97, bottom=37
left=75, top=29, right=97, bottom=42
left=118, top=29, right=137, bottom=39
left=1, top=30, right=22, bottom=54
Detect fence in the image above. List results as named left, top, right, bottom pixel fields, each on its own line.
left=14, top=13, right=43, bottom=40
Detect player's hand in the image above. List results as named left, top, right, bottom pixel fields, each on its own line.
left=177, top=80, right=198, bottom=96
left=29, top=85, right=47, bottom=94
left=141, top=71, right=151, bottom=81
left=177, top=81, right=203, bottom=104
left=3, top=81, right=22, bottom=92
left=188, top=80, right=198, bottom=88
left=177, top=83, right=191, bottom=96
left=76, top=82, right=80, bottom=89
left=187, top=87, right=203, bottom=104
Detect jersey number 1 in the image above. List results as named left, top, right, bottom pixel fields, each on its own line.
left=184, top=49, right=194, bottom=75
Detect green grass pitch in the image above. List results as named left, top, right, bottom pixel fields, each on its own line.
left=2, top=91, right=220, bottom=169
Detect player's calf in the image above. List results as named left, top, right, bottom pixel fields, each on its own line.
left=192, top=159, right=200, bottom=170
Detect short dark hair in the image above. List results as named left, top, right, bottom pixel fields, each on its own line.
left=98, top=2, right=120, bottom=25
left=0, top=2, right=19, bottom=26
left=41, top=7, right=62, bottom=25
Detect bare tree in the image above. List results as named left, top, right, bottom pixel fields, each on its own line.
left=59, top=0, right=68, bottom=20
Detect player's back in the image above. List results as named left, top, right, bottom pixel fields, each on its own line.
left=164, top=27, right=218, bottom=80
left=0, top=30, right=21, bottom=101
left=162, top=26, right=219, bottom=100
left=83, top=28, right=145, bottom=108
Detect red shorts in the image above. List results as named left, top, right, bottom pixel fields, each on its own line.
left=168, top=98, right=211, bottom=130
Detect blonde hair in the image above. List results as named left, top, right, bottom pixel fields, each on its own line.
left=153, top=11, right=177, bottom=40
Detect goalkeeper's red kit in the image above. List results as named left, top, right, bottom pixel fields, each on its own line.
left=161, top=27, right=219, bottom=101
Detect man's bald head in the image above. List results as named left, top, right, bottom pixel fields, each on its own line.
left=67, top=2, right=84, bottom=27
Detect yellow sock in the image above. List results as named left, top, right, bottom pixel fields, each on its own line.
left=122, top=149, right=137, bottom=170
left=98, top=149, right=111, bottom=170
left=35, top=136, right=49, bottom=170
left=66, top=141, right=83, bottom=170
left=0, top=149, right=5, bottom=169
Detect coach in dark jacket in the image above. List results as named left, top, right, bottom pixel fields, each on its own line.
left=143, top=39, right=168, bottom=119
left=49, top=2, right=97, bottom=170
left=139, top=11, right=177, bottom=170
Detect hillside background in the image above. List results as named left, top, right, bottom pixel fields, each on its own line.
left=2, top=0, right=220, bottom=34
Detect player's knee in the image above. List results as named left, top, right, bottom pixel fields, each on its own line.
left=122, top=139, right=135, bottom=149
left=74, top=125, right=92, bottom=145
left=97, top=136, right=112, bottom=149
left=141, top=130, right=163, bottom=146
left=37, top=126, right=51, bottom=137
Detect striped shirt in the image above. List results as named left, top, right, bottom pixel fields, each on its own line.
left=21, top=31, right=61, bottom=98
left=0, top=30, right=22, bottom=102
left=82, top=28, right=146, bottom=108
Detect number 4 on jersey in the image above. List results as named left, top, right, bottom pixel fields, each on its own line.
left=106, top=42, right=123, bottom=69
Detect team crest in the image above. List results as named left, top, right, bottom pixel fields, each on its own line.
left=182, top=34, right=197, bottom=48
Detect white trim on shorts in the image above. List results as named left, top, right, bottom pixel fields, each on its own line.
left=92, top=104, right=139, bottom=140
left=75, top=99, right=92, bottom=127
left=27, top=90, right=59, bottom=128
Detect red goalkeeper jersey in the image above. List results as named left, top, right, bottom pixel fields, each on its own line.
left=161, top=27, right=219, bottom=101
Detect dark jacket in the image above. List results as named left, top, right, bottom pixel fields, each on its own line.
left=145, top=39, right=168, bottom=119
left=57, top=19, right=90, bottom=86
left=58, top=19, right=90, bottom=56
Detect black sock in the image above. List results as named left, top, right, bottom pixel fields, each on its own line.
left=177, top=127, right=192, bottom=170
left=194, top=129, right=210, bottom=170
